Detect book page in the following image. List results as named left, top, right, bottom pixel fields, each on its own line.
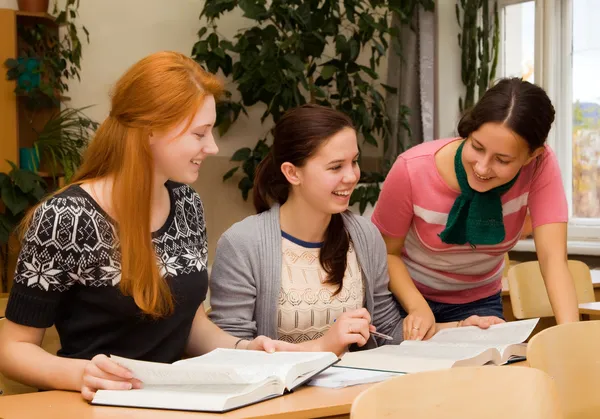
left=337, top=343, right=490, bottom=373
left=308, top=367, right=399, bottom=388
left=111, top=355, right=269, bottom=386
left=176, top=349, right=337, bottom=387
left=430, top=318, right=539, bottom=347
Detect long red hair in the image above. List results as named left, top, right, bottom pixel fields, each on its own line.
left=21, top=51, right=222, bottom=317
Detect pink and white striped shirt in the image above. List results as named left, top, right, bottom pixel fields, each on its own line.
left=372, top=138, right=568, bottom=304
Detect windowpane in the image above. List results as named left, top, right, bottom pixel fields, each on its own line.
left=572, top=0, right=600, bottom=218
left=501, top=1, right=535, bottom=83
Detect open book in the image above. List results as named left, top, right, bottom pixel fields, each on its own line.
left=336, top=318, right=539, bottom=374
left=91, top=348, right=338, bottom=413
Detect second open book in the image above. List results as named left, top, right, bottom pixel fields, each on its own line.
left=336, top=318, right=539, bottom=374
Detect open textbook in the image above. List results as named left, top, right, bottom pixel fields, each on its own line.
left=91, top=349, right=338, bottom=413
left=336, top=318, right=539, bottom=374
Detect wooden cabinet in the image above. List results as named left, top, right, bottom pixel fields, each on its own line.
left=0, top=8, right=59, bottom=174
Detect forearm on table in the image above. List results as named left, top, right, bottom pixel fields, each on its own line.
left=0, top=342, right=87, bottom=391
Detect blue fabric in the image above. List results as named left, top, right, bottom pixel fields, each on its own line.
left=398, top=292, right=504, bottom=323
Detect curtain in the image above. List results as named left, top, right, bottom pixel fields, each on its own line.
left=385, top=6, right=436, bottom=163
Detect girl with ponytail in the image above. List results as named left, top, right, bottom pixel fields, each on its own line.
left=209, top=104, right=493, bottom=356
left=0, top=51, right=294, bottom=401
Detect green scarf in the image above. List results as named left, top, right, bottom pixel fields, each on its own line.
left=438, top=140, right=519, bottom=246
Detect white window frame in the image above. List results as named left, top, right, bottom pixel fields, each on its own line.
left=498, top=0, right=600, bottom=249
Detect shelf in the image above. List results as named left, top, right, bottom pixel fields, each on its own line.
left=15, top=11, right=55, bottom=21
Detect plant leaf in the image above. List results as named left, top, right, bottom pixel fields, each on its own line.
left=231, top=147, right=252, bottom=162
left=222, top=166, right=239, bottom=181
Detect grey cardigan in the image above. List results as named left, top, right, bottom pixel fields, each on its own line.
left=208, top=205, right=404, bottom=349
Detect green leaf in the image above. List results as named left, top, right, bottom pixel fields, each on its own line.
left=197, top=27, right=208, bottom=38
left=320, top=65, right=336, bottom=80
left=360, top=65, right=378, bottom=79
left=239, top=0, right=267, bottom=20
left=349, top=39, right=360, bottom=61
left=284, top=55, right=305, bottom=72
left=381, top=83, right=398, bottom=94
left=222, top=166, right=239, bottom=181
left=4, top=58, right=18, bottom=68
left=238, top=176, right=254, bottom=201
left=231, top=147, right=252, bottom=162
left=1, top=182, right=29, bottom=216
left=0, top=214, right=12, bottom=244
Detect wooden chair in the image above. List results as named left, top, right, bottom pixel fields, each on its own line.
left=528, top=321, right=600, bottom=419
left=508, top=260, right=594, bottom=319
left=0, top=293, right=8, bottom=317
left=0, top=318, right=61, bottom=396
left=350, top=366, right=562, bottom=419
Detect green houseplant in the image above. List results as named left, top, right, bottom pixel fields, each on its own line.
left=456, top=0, right=499, bottom=113
left=34, top=107, right=99, bottom=182
left=0, top=162, right=46, bottom=291
left=192, top=0, right=434, bottom=202
left=5, top=0, right=89, bottom=109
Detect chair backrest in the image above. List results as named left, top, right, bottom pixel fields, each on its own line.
left=0, top=293, right=8, bottom=317
left=503, top=253, right=511, bottom=277
left=508, top=260, right=594, bottom=319
left=350, top=366, right=562, bottom=419
left=0, top=318, right=61, bottom=396
left=528, top=321, right=600, bottom=419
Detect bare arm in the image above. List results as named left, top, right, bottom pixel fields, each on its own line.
left=384, top=235, right=428, bottom=312
left=0, top=320, right=87, bottom=391
left=382, top=234, right=435, bottom=340
left=186, top=304, right=301, bottom=356
left=185, top=304, right=247, bottom=356
left=534, top=222, right=579, bottom=323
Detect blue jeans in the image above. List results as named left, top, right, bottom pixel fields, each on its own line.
left=398, top=292, right=504, bottom=323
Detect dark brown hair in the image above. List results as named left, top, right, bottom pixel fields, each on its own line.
left=457, top=77, right=555, bottom=153
left=254, top=104, right=355, bottom=294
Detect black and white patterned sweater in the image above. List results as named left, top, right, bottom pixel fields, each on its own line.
left=6, top=181, right=208, bottom=363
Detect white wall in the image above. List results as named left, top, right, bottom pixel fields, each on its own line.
left=435, top=0, right=463, bottom=139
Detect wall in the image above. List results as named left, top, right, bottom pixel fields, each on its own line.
left=0, top=0, right=392, bottom=261
left=435, top=0, right=462, bottom=139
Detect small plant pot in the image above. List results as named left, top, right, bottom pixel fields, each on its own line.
left=17, top=0, right=49, bottom=13
left=19, top=147, right=40, bottom=172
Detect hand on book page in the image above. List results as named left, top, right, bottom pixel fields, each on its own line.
left=81, top=354, right=143, bottom=401
left=335, top=319, right=540, bottom=373
left=431, top=318, right=539, bottom=346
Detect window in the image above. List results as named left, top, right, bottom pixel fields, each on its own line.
left=500, top=0, right=600, bottom=242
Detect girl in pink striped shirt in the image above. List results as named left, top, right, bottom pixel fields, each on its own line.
left=372, top=78, right=579, bottom=340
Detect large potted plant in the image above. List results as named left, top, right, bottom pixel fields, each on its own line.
left=0, top=162, right=46, bottom=291
left=192, top=0, right=434, bottom=206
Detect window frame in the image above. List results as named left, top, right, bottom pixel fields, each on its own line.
left=498, top=0, right=600, bottom=243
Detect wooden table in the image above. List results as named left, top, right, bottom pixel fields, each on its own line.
left=0, top=383, right=368, bottom=419
left=0, top=362, right=527, bottom=419
left=578, top=302, right=600, bottom=320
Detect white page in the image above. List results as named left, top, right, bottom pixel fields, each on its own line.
left=177, top=349, right=336, bottom=384
left=111, top=355, right=268, bottom=385
left=430, top=318, right=539, bottom=346
left=337, top=343, right=487, bottom=373
left=308, top=367, right=399, bottom=388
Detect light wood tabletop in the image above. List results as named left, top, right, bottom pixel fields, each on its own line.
left=578, top=301, right=600, bottom=316
left=0, top=362, right=528, bottom=419
left=0, top=382, right=370, bottom=419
